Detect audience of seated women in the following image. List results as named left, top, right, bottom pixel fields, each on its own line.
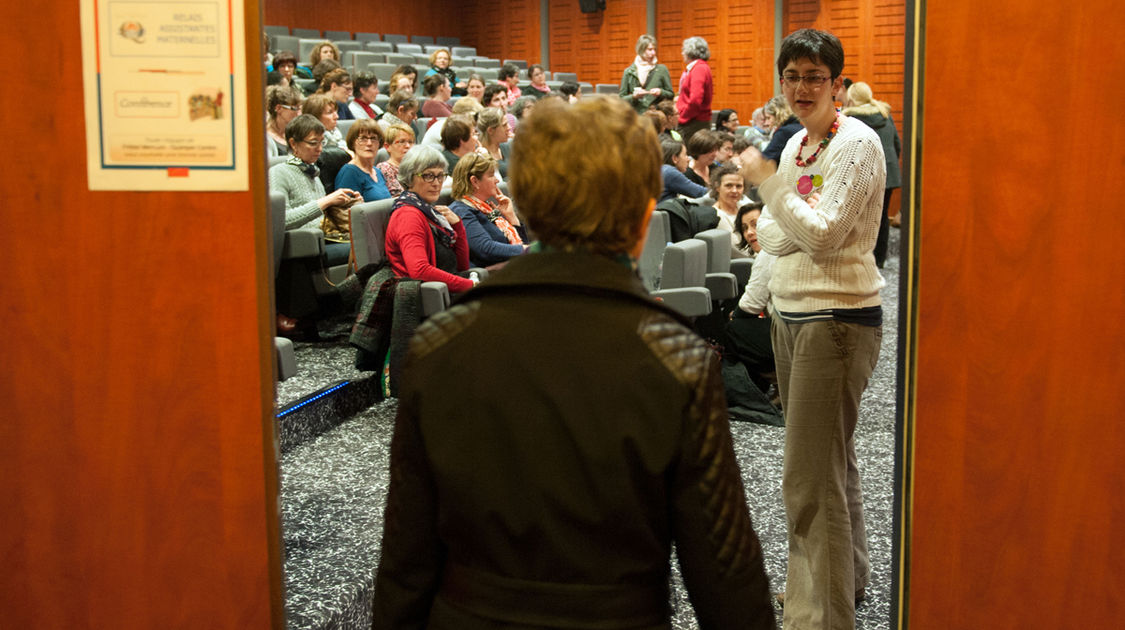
left=449, top=153, right=527, bottom=268
left=659, top=139, right=708, bottom=202
left=726, top=202, right=777, bottom=393
left=316, top=68, right=355, bottom=120
left=379, top=89, right=418, bottom=133
left=524, top=65, right=552, bottom=100
left=423, top=48, right=467, bottom=96
left=709, top=164, right=752, bottom=259
left=384, top=145, right=475, bottom=293
left=348, top=72, right=384, bottom=120
left=420, top=73, right=454, bottom=118
left=302, top=93, right=347, bottom=152
left=377, top=123, right=414, bottom=197
left=422, top=95, right=483, bottom=147
left=619, top=34, right=674, bottom=114
left=464, top=73, right=486, bottom=103
left=474, top=107, right=511, bottom=178
left=685, top=129, right=721, bottom=187
left=266, top=85, right=302, bottom=157
left=761, top=94, right=800, bottom=163
left=268, top=114, right=359, bottom=265
left=334, top=120, right=392, bottom=202
left=387, top=65, right=417, bottom=94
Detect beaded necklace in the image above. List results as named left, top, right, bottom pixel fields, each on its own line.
left=794, top=113, right=842, bottom=167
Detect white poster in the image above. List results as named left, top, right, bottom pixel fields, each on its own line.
left=80, top=0, right=249, bottom=190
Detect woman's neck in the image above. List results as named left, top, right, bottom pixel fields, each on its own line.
left=352, top=156, right=374, bottom=171
left=268, top=119, right=284, bottom=138
left=803, top=109, right=838, bottom=145
left=717, top=199, right=738, bottom=215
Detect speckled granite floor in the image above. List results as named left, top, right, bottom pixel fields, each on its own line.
left=279, top=230, right=902, bottom=629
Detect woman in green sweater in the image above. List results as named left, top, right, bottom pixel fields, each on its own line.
left=619, top=34, right=674, bottom=114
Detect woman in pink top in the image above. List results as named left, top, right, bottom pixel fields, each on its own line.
left=676, top=36, right=713, bottom=143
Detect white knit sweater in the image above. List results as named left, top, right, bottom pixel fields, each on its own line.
left=757, top=116, right=886, bottom=313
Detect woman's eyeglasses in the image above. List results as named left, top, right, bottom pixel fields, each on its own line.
left=355, top=136, right=381, bottom=144
left=417, top=172, right=444, bottom=183
left=781, top=74, right=830, bottom=89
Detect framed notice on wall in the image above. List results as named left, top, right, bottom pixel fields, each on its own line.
left=80, top=0, right=249, bottom=190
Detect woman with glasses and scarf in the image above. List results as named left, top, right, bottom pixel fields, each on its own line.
left=334, top=119, right=392, bottom=202
left=384, top=145, right=475, bottom=293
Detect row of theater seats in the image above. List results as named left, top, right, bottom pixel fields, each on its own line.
left=265, top=25, right=461, bottom=47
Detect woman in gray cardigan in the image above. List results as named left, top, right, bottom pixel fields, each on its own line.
left=619, top=34, right=674, bottom=114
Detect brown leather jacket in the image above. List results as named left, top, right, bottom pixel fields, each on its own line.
left=373, top=250, right=774, bottom=629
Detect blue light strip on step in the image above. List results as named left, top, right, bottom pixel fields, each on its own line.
left=276, top=380, right=351, bottom=418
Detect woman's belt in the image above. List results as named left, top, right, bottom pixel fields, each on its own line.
left=438, top=562, right=670, bottom=629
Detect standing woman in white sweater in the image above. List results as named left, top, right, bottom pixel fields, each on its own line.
left=739, top=28, right=886, bottom=630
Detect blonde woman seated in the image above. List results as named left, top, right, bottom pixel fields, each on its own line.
left=709, top=164, right=752, bottom=259
left=474, top=107, right=512, bottom=178
left=377, top=123, right=414, bottom=197
left=449, top=153, right=527, bottom=268
left=301, top=93, right=348, bottom=152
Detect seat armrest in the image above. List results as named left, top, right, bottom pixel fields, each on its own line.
left=652, top=287, right=712, bottom=318
left=730, top=258, right=754, bottom=290
left=282, top=228, right=325, bottom=258
left=420, top=282, right=451, bottom=317
left=704, top=272, right=738, bottom=301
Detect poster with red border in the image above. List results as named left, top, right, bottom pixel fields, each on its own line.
left=80, top=0, right=249, bottom=190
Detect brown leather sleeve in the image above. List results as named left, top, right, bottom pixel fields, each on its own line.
left=641, top=314, right=775, bottom=629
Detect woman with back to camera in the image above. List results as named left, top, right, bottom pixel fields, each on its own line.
left=620, top=34, right=674, bottom=114
left=383, top=145, right=475, bottom=293
left=710, top=163, right=752, bottom=259
left=268, top=114, right=359, bottom=265
left=659, top=138, right=707, bottom=202
left=449, top=153, right=527, bottom=268
left=844, top=81, right=902, bottom=267
left=377, top=123, right=415, bottom=197
left=373, top=95, right=774, bottom=629
left=676, top=36, right=714, bottom=143
left=424, top=48, right=467, bottom=96
left=266, top=85, right=302, bottom=157
left=334, top=119, right=392, bottom=202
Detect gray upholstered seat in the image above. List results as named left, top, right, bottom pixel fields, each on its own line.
left=693, top=228, right=740, bottom=300
left=291, top=28, right=321, bottom=38
left=638, top=211, right=712, bottom=316
left=595, top=83, right=619, bottom=95
left=350, top=200, right=450, bottom=316
left=451, top=46, right=477, bottom=58
left=355, top=32, right=381, bottom=42
left=324, top=30, right=352, bottom=41
left=396, top=43, right=424, bottom=55
left=435, top=36, right=460, bottom=47
left=270, top=35, right=299, bottom=55
left=345, top=51, right=382, bottom=73
left=364, top=41, right=394, bottom=54
left=411, top=35, right=434, bottom=45
left=553, top=71, right=578, bottom=83
left=504, top=59, right=528, bottom=69
left=383, top=34, right=409, bottom=45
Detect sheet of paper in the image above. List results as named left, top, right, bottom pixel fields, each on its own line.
left=81, top=0, right=249, bottom=190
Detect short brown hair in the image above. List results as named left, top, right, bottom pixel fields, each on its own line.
left=451, top=152, right=497, bottom=199
left=319, top=68, right=351, bottom=94
left=266, top=85, right=302, bottom=121
left=441, top=115, right=474, bottom=151
left=301, top=93, right=337, bottom=120
left=388, top=89, right=417, bottom=114
left=345, top=118, right=384, bottom=152
left=509, top=96, right=660, bottom=256
left=686, top=129, right=723, bottom=158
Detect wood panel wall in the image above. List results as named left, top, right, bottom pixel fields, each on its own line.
left=785, top=0, right=905, bottom=116
left=0, top=1, right=282, bottom=626
left=264, top=0, right=460, bottom=41
left=458, top=0, right=542, bottom=65
left=656, top=0, right=777, bottom=119
left=547, top=0, right=647, bottom=88
left=907, top=0, right=1125, bottom=627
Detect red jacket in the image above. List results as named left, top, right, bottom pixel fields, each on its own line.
left=676, top=60, right=713, bottom=124
left=385, top=204, right=474, bottom=292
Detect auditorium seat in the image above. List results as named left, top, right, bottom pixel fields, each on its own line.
left=638, top=213, right=712, bottom=317
left=346, top=51, right=383, bottom=74
left=291, top=28, right=321, bottom=38
left=595, top=83, right=619, bottom=95
left=334, top=41, right=363, bottom=55
left=411, top=54, right=432, bottom=65
left=475, top=58, right=501, bottom=69
left=364, top=41, right=394, bottom=54
left=396, top=42, right=423, bottom=55
left=324, top=30, right=352, bottom=41
left=473, top=68, right=499, bottom=81
left=504, top=59, right=528, bottom=69
left=367, top=63, right=397, bottom=81
left=693, top=228, right=740, bottom=301
left=411, top=35, right=434, bottom=45
left=355, top=32, right=381, bottom=42
left=452, top=56, right=474, bottom=67
left=435, top=36, right=460, bottom=47
left=553, top=71, right=578, bottom=83
left=270, top=192, right=298, bottom=381
left=298, top=39, right=323, bottom=60
left=451, top=46, right=477, bottom=58
left=270, top=35, right=299, bottom=55
left=265, top=25, right=290, bottom=36
left=383, top=34, right=409, bottom=45
left=384, top=53, right=414, bottom=66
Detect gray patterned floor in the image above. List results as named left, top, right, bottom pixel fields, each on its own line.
left=279, top=229, right=902, bottom=629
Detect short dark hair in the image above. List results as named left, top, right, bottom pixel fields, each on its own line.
left=284, top=114, right=325, bottom=144
left=311, top=59, right=342, bottom=86
left=441, top=115, right=473, bottom=151
left=777, top=28, right=844, bottom=78
left=353, top=72, right=378, bottom=98
left=528, top=64, right=545, bottom=77
left=708, top=164, right=741, bottom=193
left=686, top=129, right=723, bottom=158
left=483, top=83, right=508, bottom=105
left=273, top=50, right=297, bottom=68
left=715, top=108, right=738, bottom=130
left=422, top=73, right=448, bottom=97
left=558, top=81, right=580, bottom=97
left=499, top=63, right=520, bottom=81
left=732, top=136, right=752, bottom=154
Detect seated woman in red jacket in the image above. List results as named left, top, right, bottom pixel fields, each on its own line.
left=384, top=145, right=476, bottom=293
